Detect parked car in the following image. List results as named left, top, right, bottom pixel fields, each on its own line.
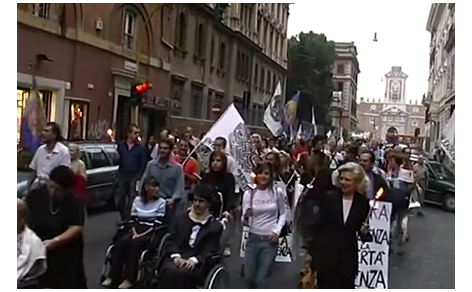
left=17, top=141, right=119, bottom=209
left=423, top=160, right=455, bottom=212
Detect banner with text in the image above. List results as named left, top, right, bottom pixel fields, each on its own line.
left=355, top=201, right=392, bottom=289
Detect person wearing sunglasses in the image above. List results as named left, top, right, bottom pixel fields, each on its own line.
left=24, top=165, right=86, bottom=288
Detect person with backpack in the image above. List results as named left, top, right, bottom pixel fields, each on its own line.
left=242, top=162, right=287, bottom=289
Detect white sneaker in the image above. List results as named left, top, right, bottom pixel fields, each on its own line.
left=223, top=247, right=231, bottom=257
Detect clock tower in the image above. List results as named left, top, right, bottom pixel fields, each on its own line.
left=384, top=66, right=408, bottom=104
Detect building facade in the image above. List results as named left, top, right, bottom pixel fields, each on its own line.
left=17, top=3, right=289, bottom=143
left=357, top=66, right=426, bottom=141
left=423, top=3, right=455, bottom=154
left=330, top=42, right=360, bottom=135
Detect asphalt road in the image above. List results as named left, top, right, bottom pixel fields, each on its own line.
left=83, top=206, right=454, bottom=289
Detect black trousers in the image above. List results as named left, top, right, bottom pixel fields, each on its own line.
left=158, top=259, right=202, bottom=289
left=317, top=272, right=355, bottom=289
left=109, top=234, right=151, bottom=283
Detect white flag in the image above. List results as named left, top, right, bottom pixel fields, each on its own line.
left=263, top=81, right=284, bottom=136
left=311, top=107, right=317, bottom=136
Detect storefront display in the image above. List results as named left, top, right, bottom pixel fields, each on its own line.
left=68, top=102, right=88, bottom=140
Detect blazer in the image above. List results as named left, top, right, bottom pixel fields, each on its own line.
left=309, top=188, right=370, bottom=280
left=164, top=212, right=223, bottom=264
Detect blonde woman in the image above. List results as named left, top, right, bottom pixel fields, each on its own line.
left=306, top=162, right=372, bottom=289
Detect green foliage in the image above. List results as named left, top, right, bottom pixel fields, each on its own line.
left=287, top=31, right=336, bottom=127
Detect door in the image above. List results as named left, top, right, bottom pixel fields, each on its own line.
left=84, top=146, right=116, bottom=205
left=116, top=95, right=133, bottom=140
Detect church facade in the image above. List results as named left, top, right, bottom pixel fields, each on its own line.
left=357, top=66, right=426, bottom=141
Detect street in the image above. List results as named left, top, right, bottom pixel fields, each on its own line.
left=84, top=206, right=455, bottom=289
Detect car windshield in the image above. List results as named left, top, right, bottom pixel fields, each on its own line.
left=429, top=163, right=454, bottom=180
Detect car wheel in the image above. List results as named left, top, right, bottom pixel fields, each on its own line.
left=442, top=193, right=455, bottom=212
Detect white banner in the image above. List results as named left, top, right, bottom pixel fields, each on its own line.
left=355, top=201, right=392, bottom=289
left=199, top=104, right=253, bottom=191
left=239, top=227, right=293, bottom=262
left=263, top=81, right=284, bottom=136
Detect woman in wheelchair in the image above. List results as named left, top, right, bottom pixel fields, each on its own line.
left=158, top=183, right=223, bottom=289
left=102, top=177, right=166, bottom=289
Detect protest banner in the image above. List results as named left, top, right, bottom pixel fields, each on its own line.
left=239, top=226, right=293, bottom=263
left=197, top=103, right=253, bottom=191
left=355, top=201, right=392, bottom=289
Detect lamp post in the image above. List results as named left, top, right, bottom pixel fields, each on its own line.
left=331, top=91, right=343, bottom=139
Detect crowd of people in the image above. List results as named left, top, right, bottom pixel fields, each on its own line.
left=17, top=122, right=429, bottom=289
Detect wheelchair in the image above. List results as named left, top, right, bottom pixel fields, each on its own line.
left=152, top=192, right=231, bottom=289
left=100, top=217, right=171, bottom=288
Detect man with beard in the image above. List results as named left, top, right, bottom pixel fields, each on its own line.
left=140, top=138, right=185, bottom=217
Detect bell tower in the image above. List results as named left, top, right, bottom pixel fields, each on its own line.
left=384, top=66, right=408, bottom=104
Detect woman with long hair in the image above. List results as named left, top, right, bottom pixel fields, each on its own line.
left=307, top=162, right=372, bottom=289
left=201, top=150, right=236, bottom=256
left=24, top=165, right=87, bottom=288
left=102, top=177, right=166, bottom=289
left=242, top=162, right=287, bottom=289
left=266, top=151, right=297, bottom=209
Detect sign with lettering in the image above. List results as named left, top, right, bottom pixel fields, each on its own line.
left=239, top=227, right=293, bottom=263
left=355, top=201, right=392, bottom=289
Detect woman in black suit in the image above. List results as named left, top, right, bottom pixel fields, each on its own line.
left=308, top=162, right=372, bottom=289
left=158, top=183, right=223, bottom=289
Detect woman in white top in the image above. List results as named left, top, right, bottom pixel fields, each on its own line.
left=242, top=162, right=286, bottom=289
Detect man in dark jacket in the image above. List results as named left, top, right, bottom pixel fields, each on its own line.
left=359, top=150, right=390, bottom=201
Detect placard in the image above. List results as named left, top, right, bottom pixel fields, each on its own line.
left=355, top=201, right=392, bottom=289
left=239, top=227, right=293, bottom=262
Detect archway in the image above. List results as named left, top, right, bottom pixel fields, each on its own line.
left=387, top=126, right=398, bottom=135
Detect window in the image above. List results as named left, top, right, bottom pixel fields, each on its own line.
left=411, top=120, right=418, bottom=127
left=337, top=82, right=344, bottom=91
left=412, top=107, right=419, bottom=113
left=123, top=11, right=135, bottom=50
left=32, top=3, right=50, bottom=19
left=86, top=147, right=109, bottom=169
left=170, top=79, right=184, bottom=115
left=369, top=117, right=375, bottom=124
left=68, top=101, right=88, bottom=140
left=370, top=105, right=376, bottom=111
left=254, top=64, right=259, bottom=86
left=210, top=37, right=215, bottom=66
left=260, top=67, right=265, bottom=89
left=218, top=42, right=226, bottom=70
left=266, top=71, right=271, bottom=91
left=176, top=12, right=187, bottom=49
left=103, top=146, right=119, bottom=165
left=337, top=64, right=344, bottom=74
left=191, top=85, right=203, bottom=118
left=195, top=24, right=205, bottom=57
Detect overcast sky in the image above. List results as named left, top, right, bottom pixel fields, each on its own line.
left=287, top=1, right=432, bottom=103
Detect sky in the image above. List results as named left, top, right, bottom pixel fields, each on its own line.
left=287, top=1, right=433, bottom=103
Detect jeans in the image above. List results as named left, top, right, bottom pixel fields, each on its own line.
left=115, top=173, right=140, bottom=221
left=244, top=233, right=278, bottom=289
left=391, top=208, right=409, bottom=246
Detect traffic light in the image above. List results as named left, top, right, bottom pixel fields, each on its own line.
left=130, top=81, right=151, bottom=105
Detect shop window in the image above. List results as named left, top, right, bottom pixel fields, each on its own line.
left=17, top=88, right=52, bottom=146
left=68, top=101, right=88, bottom=140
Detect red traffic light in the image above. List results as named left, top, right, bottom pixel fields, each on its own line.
left=134, top=82, right=150, bottom=94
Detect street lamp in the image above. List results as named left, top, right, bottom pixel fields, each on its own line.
left=331, top=91, right=343, bottom=138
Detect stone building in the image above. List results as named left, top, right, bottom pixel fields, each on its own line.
left=17, top=3, right=289, bottom=142
left=357, top=66, right=426, bottom=140
left=330, top=42, right=360, bottom=134
left=423, top=3, right=455, bottom=154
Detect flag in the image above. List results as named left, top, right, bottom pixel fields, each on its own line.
left=283, top=91, right=300, bottom=139
left=20, top=76, right=46, bottom=152
left=263, top=81, right=284, bottom=136
left=295, top=106, right=317, bottom=140
left=199, top=103, right=253, bottom=191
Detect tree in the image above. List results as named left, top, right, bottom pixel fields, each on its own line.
left=286, top=31, right=336, bottom=130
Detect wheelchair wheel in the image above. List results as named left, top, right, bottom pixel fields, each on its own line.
left=99, top=245, right=114, bottom=284
left=157, top=233, right=171, bottom=259
left=203, top=264, right=229, bottom=289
